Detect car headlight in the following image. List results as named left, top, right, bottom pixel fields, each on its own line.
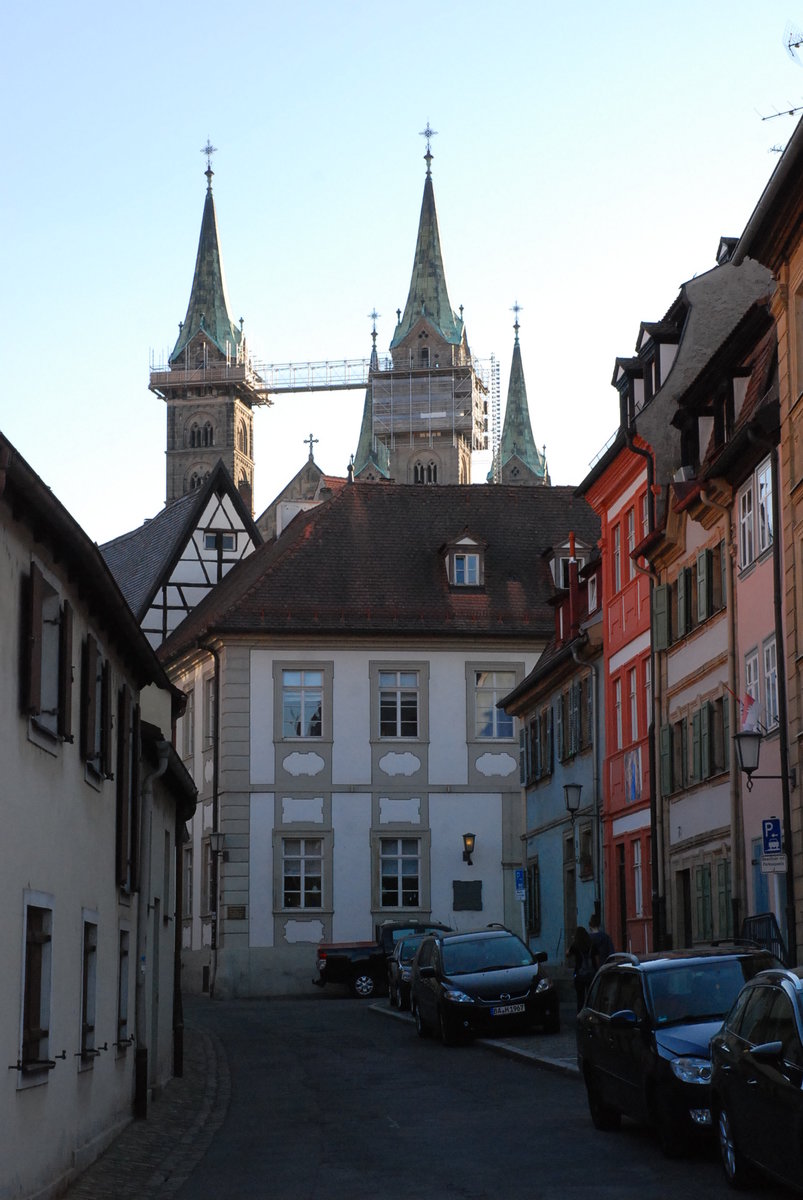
left=400, top=967, right=412, bottom=981
left=535, top=977, right=552, bottom=994
left=670, top=1056, right=711, bottom=1085
left=442, top=986, right=474, bottom=1004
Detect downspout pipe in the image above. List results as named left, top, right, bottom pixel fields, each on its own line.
left=135, top=738, right=171, bottom=1119
left=199, top=642, right=222, bottom=996
left=625, top=430, right=663, bottom=950
left=701, top=487, right=743, bottom=939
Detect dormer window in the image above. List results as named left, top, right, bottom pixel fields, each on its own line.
left=556, top=555, right=585, bottom=589
left=587, top=575, right=598, bottom=613
left=444, top=534, right=485, bottom=587
left=455, top=553, right=479, bottom=585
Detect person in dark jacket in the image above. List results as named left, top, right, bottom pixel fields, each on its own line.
left=589, top=912, right=614, bottom=969
left=567, top=925, right=594, bottom=1011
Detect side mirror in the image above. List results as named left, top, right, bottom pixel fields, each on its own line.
left=609, top=1008, right=640, bottom=1029
left=418, top=964, right=436, bottom=979
left=533, top=951, right=548, bottom=964
left=750, top=1039, right=784, bottom=1062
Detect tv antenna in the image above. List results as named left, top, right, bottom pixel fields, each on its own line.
left=785, top=21, right=803, bottom=63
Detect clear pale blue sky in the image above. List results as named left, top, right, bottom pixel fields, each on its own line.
left=2, top=1, right=802, bottom=542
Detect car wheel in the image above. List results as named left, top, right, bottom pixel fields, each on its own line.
left=439, top=1007, right=460, bottom=1046
left=584, top=1070, right=621, bottom=1131
left=414, top=1002, right=430, bottom=1038
left=350, top=972, right=376, bottom=999
left=718, top=1104, right=752, bottom=1189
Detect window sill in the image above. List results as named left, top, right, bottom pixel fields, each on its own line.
left=27, top=718, right=61, bottom=758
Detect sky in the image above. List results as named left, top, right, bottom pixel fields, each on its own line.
left=3, top=1, right=803, bottom=544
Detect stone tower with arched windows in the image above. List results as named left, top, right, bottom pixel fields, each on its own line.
left=150, top=161, right=261, bottom=511
left=354, top=138, right=487, bottom=485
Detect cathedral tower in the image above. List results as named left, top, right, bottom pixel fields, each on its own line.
left=356, top=130, right=487, bottom=484
left=150, top=149, right=262, bottom=511
left=489, top=310, right=549, bottom=485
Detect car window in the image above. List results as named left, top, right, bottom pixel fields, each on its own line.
left=647, top=960, right=749, bottom=1024
left=399, top=936, right=425, bottom=963
left=766, top=991, right=803, bottom=1064
left=739, top=986, right=777, bottom=1044
left=590, top=971, right=623, bottom=1016
left=441, top=934, right=533, bottom=975
left=723, top=983, right=754, bottom=1035
left=417, top=939, right=435, bottom=968
left=614, top=972, right=646, bottom=1018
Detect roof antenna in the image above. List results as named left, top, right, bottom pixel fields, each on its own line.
left=758, top=26, right=803, bottom=126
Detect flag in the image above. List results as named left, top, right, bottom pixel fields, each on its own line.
left=741, top=693, right=760, bottom=732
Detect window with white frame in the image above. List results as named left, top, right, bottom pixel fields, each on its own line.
left=739, top=484, right=754, bottom=568
left=627, top=508, right=636, bottom=580
left=641, top=491, right=649, bottom=539
left=614, top=677, right=622, bottom=750
left=203, top=675, right=216, bottom=747
left=644, top=658, right=652, bottom=726
left=282, top=837, right=322, bottom=908
left=182, top=688, right=195, bottom=760
left=738, top=457, right=773, bottom=569
left=379, top=670, right=419, bottom=738
left=80, top=916, right=98, bottom=1064
left=633, top=841, right=643, bottom=917
left=744, top=649, right=760, bottom=710
left=756, top=459, right=773, bottom=555
left=587, top=573, right=598, bottom=613
left=183, top=847, right=193, bottom=919
left=474, top=670, right=515, bottom=738
left=282, top=670, right=322, bottom=738
left=763, top=637, right=779, bottom=729
left=21, top=897, right=52, bottom=1072
left=454, top=552, right=480, bottom=585
left=613, top=525, right=622, bottom=592
left=380, top=837, right=420, bottom=907
left=629, top=668, right=638, bottom=742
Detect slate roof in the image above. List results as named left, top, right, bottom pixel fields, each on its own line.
left=158, top=483, right=600, bottom=661
left=390, top=167, right=464, bottom=349
left=101, top=461, right=261, bottom=620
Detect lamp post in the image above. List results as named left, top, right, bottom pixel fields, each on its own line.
left=733, top=729, right=797, bottom=965
left=462, top=832, right=476, bottom=866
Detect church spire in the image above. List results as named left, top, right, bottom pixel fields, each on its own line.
left=353, top=313, right=390, bottom=481
left=390, top=127, right=463, bottom=349
left=491, top=306, right=549, bottom=485
left=169, top=144, right=242, bottom=365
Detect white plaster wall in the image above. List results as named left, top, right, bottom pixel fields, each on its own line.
left=429, top=652, right=469, bottom=783
left=429, top=793, right=503, bottom=929
left=332, top=792, right=372, bottom=940
left=332, top=655, right=371, bottom=784
left=250, top=650, right=275, bottom=784
left=669, top=781, right=730, bottom=845
left=249, top=793, right=275, bottom=946
left=667, top=620, right=727, bottom=691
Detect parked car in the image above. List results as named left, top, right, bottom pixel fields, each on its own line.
left=576, top=946, right=780, bottom=1156
left=711, top=965, right=803, bottom=1191
left=387, top=934, right=427, bottom=1010
left=312, top=920, right=450, bottom=998
left=409, top=926, right=559, bottom=1044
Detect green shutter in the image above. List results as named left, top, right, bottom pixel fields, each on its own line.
left=697, top=550, right=710, bottom=623
left=701, top=702, right=711, bottom=779
left=692, top=710, right=702, bottom=781
left=720, top=540, right=727, bottom=612
left=519, top=729, right=526, bottom=785
left=677, top=569, right=688, bottom=638
left=723, top=698, right=730, bottom=771
left=660, top=725, right=673, bottom=796
left=546, top=708, right=554, bottom=773
left=653, top=583, right=670, bottom=650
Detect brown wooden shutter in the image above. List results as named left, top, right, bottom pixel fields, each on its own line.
left=130, top=702, right=141, bottom=887
left=57, top=600, right=73, bottom=741
left=116, top=685, right=131, bottom=886
left=100, top=660, right=113, bottom=777
left=24, top=563, right=44, bottom=715
left=81, top=636, right=99, bottom=762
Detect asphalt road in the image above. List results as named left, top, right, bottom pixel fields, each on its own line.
left=170, top=996, right=791, bottom=1200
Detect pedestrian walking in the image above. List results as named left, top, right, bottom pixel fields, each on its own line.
left=567, top=925, right=595, bottom=1011
left=589, top=912, right=614, bottom=970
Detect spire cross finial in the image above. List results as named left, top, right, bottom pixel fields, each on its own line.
left=420, top=122, right=438, bottom=175
left=305, top=432, right=319, bottom=461
left=368, top=308, right=380, bottom=347
left=511, top=300, right=523, bottom=343
left=202, top=139, right=218, bottom=189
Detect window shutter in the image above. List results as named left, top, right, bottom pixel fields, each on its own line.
left=81, top=635, right=99, bottom=763
left=701, top=702, right=712, bottom=779
left=101, top=660, right=113, bottom=778
left=58, top=600, right=73, bottom=741
left=653, top=583, right=670, bottom=650
left=556, top=699, right=564, bottom=760
left=659, top=725, right=673, bottom=796
left=546, top=707, right=554, bottom=773
left=723, top=697, right=730, bottom=772
left=677, top=569, right=688, bottom=638
left=130, top=703, right=141, bottom=886
left=697, top=550, right=710, bottom=623
left=24, top=563, right=45, bottom=715
left=691, top=709, right=702, bottom=782
left=533, top=715, right=541, bottom=779
left=519, top=728, right=526, bottom=785
left=720, top=540, right=727, bottom=610
left=116, top=685, right=131, bottom=886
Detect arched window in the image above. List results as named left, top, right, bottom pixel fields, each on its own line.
left=189, top=471, right=202, bottom=491
left=238, top=421, right=248, bottom=454
left=188, top=423, right=199, bottom=448
left=427, top=461, right=437, bottom=483
left=203, top=421, right=214, bottom=447
left=421, top=347, right=429, bottom=367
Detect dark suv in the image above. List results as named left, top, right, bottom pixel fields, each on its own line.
left=410, top=926, right=559, bottom=1044
left=576, top=946, right=779, bottom=1156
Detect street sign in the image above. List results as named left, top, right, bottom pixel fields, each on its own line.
left=761, top=853, right=787, bottom=874
left=515, top=868, right=526, bottom=901
left=762, top=817, right=782, bottom=856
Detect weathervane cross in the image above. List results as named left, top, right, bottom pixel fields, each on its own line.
left=420, top=122, right=438, bottom=175
left=201, top=139, right=218, bottom=171
left=305, top=432, right=318, bottom=460
left=511, top=300, right=523, bottom=341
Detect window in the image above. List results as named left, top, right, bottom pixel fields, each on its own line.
left=80, top=917, right=98, bottom=1063
left=115, top=685, right=140, bottom=891
left=380, top=838, right=420, bottom=908
left=744, top=649, right=760, bottom=710
left=455, top=553, right=479, bottom=585
left=117, top=929, right=131, bottom=1050
left=204, top=530, right=236, bottom=552
left=525, top=859, right=541, bottom=935
left=21, top=563, right=73, bottom=741
left=80, top=635, right=112, bottom=777
left=695, top=864, right=713, bottom=941
left=183, top=847, right=193, bottom=919
left=672, top=718, right=688, bottom=790
left=641, top=491, right=649, bottom=539
left=282, top=838, right=322, bottom=908
left=557, top=555, right=586, bottom=588
left=644, top=659, right=652, bottom=727
left=204, top=675, right=216, bottom=746
left=739, top=483, right=755, bottom=568
left=738, top=459, right=773, bottom=569
left=282, top=670, right=322, bottom=738
left=756, top=459, right=773, bottom=554
left=587, top=574, right=597, bottom=612
left=474, top=671, right=515, bottom=738
left=613, top=525, right=621, bottom=592
left=379, top=671, right=418, bottom=737
left=633, top=841, right=643, bottom=918
left=21, top=898, right=52, bottom=1072
left=764, top=638, right=779, bottom=729
left=201, top=837, right=215, bottom=915
left=627, top=508, right=636, bottom=580
left=182, top=689, right=194, bottom=760
left=614, top=678, right=622, bottom=751
left=414, top=460, right=437, bottom=483
left=629, top=668, right=638, bottom=743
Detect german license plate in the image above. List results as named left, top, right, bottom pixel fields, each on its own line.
left=491, top=1003, right=525, bottom=1016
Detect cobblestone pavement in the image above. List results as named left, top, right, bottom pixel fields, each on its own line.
left=61, top=996, right=577, bottom=1198
left=62, top=1008, right=230, bottom=1200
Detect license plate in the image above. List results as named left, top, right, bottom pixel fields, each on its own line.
left=491, top=1003, right=525, bottom=1016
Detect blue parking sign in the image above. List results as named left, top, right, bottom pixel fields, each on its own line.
left=762, top=817, right=782, bottom=856
left=515, top=868, right=525, bottom=900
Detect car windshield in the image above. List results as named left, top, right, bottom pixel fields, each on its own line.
left=646, top=959, right=757, bottom=1025
left=398, top=936, right=425, bottom=963
left=441, top=934, right=534, bottom=975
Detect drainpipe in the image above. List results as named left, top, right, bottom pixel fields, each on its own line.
left=199, top=643, right=222, bottom=996
left=625, top=431, right=663, bottom=950
left=700, top=488, right=743, bottom=939
left=135, top=739, right=171, bottom=1118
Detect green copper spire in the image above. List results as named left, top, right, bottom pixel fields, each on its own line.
left=489, top=308, right=548, bottom=483
left=391, top=135, right=463, bottom=349
left=169, top=151, right=242, bottom=365
left=353, top=312, right=390, bottom=479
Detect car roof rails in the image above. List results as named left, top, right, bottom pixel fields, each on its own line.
left=606, top=952, right=640, bottom=965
